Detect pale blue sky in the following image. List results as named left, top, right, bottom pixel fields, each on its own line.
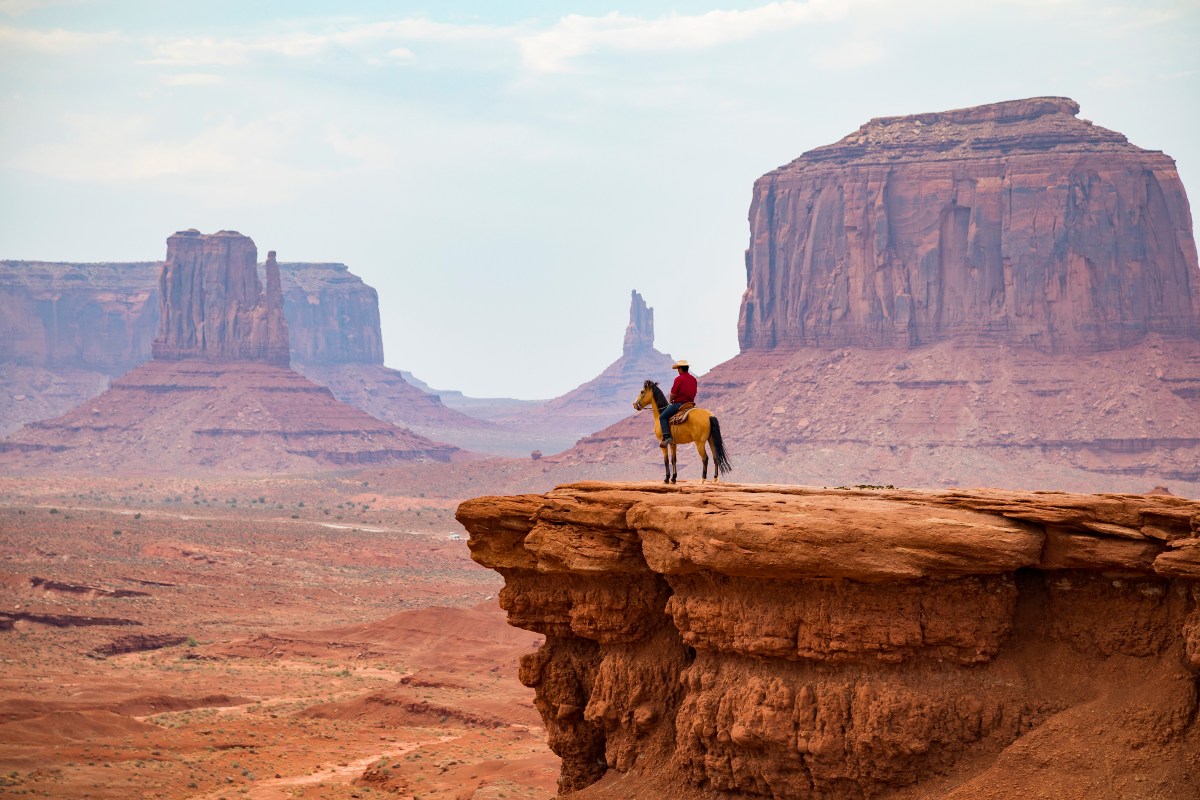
left=2, top=1, right=1197, bottom=397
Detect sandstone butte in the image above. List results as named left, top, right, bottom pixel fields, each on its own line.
left=561, top=97, right=1200, bottom=494
left=0, top=229, right=456, bottom=472
left=0, top=255, right=482, bottom=440
left=458, top=481, right=1200, bottom=799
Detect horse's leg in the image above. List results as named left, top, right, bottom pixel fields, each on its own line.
left=660, top=444, right=670, bottom=483
left=696, top=439, right=708, bottom=482
left=708, top=435, right=719, bottom=483
left=670, top=443, right=678, bottom=484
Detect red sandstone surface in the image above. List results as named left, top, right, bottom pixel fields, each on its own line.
left=0, top=472, right=561, bottom=799
left=279, top=262, right=385, bottom=366
left=458, top=481, right=1200, bottom=799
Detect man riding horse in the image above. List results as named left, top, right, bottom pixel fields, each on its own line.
left=659, top=359, right=696, bottom=447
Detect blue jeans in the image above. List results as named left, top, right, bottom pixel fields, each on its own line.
left=659, top=403, right=682, bottom=441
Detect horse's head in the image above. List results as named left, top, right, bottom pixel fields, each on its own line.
left=633, top=380, right=658, bottom=411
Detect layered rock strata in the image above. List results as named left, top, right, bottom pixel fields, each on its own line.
left=0, top=360, right=455, bottom=471
left=0, top=258, right=385, bottom=372
left=0, top=260, right=161, bottom=371
left=278, top=262, right=384, bottom=365
left=459, top=482, right=1200, bottom=799
left=738, top=97, right=1200, bottom=351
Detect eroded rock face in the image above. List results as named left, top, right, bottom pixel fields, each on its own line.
left=458, top=482, right=1200, bottom=799
left=0, top=261, right=161, bottom=371
left=738, top=97, right=1200, bottom=352
left=280, top=262, right=384, bottom=365
left=152, top=230, right=290, bottom=364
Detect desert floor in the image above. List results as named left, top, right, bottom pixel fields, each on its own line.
left=0, top=467, right=559, bottom=800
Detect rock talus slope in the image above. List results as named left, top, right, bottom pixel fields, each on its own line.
left=459, top=481, right=1200, bottom=799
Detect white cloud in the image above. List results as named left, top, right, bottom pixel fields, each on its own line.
left=1091, top=71, right=1137, bottom=90
left=143, top=17, right=510, bottom=67
left=0, top=0, right=83, bottom=17
left=0, top=22, right=119, bottom=52
left=516, top=1, right=856, bottom=73
left=812, top=37, right=883, bottom=70
left=159, top=72, right=224, bottom=86
left=144, top=35, right=249, bottom=67
left=327, top=126, right=396, bottom=170
left=6, top=113, right=313, bottom=190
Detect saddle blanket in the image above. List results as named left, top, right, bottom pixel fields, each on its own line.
left=669, top=402, right=696, bottom=426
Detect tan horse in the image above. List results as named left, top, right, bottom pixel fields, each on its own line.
left=633, top=380, right=732, bottom=484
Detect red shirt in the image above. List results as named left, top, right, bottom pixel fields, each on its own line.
left=670, top=372, right=697, bottom=404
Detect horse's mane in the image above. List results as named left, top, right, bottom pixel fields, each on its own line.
left=647, top=380, right=668, bottom=409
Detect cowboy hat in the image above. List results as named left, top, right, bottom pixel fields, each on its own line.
left=671, top=359, right=689, bottom=369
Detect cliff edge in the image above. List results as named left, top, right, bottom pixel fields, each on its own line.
left=458, top=482, right=1200, bottom=799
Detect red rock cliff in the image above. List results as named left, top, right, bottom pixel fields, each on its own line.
left=0, top=261, right=160, bottom=371
left=152, top=230, right=290, bottom=364
left=459, top=482, right=1200, bottom=799
left=279, top=262, right=384, bottom=365
left=738, top=97, right=1200, bottom=352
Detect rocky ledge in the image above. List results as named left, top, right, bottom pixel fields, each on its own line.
left=458, top=482, right=1200, bottom=799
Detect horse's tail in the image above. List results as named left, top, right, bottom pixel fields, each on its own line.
left=709, top=417, right=733, bottom=474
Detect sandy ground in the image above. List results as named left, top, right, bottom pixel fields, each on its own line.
left=0, top=472, right=559, bottom=799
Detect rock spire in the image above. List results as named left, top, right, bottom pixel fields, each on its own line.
left=623, top=290, right=656, bottom=356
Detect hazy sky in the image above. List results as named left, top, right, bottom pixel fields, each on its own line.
left=2, top=1, right=1197, bottom=398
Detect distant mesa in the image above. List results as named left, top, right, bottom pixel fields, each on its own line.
left=0, top=230, right=457, bottom=473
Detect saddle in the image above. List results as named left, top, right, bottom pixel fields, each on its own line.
left=669, top=402, right=696, bottom=426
